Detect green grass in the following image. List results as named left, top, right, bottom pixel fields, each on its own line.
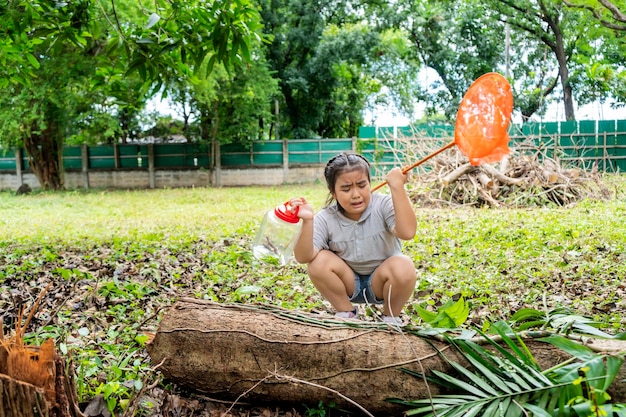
left=1, top=180, right=625, bottom=415
left=0, top=185, right=328, bottom=242
left=1, top=182, right=625, bottom=331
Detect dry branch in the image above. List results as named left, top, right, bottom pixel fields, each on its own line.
left=441, top=163, right=475, bottom=187
left=480, top=163, right=525, bottom=186
left=400, top=137, right=613, bottom=208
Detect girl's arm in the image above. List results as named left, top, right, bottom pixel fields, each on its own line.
left=385, top=167, right=417, bottom=240
left=289, top=197, right=319, bottom=263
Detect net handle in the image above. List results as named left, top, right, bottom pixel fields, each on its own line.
left=370, top=141, right=455, bottom=192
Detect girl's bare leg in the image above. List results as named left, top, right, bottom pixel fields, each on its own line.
left=307, top=250, right=355, bottom=312
left=370, top=255, right=416, bottom=317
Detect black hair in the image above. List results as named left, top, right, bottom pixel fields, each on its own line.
left=323, top=152, right=371, bottom=207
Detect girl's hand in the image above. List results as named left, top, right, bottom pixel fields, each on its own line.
left=386, top=167, right=409, bottom=189
left=289, top=197, right=314, bottom=220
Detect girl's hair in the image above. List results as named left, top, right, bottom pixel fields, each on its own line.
left=323, top=152, right=371, bottom=207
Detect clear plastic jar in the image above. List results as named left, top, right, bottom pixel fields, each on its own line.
left=252, top=202, right=301, bottom=265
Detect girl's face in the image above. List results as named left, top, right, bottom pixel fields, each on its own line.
left=332, top=169, right=371, bottom=221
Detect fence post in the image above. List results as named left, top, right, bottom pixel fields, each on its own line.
left=81, top=144, right=90, bottom=189
left=148, top=144, right=155, bottom=189
left=114, top=143, right=120, bottom=169
left=215, top=140, right=222, bottom=187
left=15, top=148, right=23, bottom=186
left=283, top=138, right=289, bottom=183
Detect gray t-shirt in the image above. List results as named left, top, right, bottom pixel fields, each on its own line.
left=312, top=193, right=401, bottom=275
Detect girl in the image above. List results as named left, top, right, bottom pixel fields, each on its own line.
left=291, top=152, right=417, bottom=324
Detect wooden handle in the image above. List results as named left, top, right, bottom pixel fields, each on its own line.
left=371, top=141, right=456, bottom=192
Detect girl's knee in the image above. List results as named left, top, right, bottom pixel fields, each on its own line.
left=389, top=256, right=417, bottom=286
left=308, top=250, right=344, bottom=278
left=307, top=251, right=330, bottom=275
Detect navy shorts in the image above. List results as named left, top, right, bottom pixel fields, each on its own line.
left=349, top=272, right=383, bottom=304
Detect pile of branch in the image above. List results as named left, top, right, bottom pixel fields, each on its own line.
left=398, top=138, right=613, bottom=208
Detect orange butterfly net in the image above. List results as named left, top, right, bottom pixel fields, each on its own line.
left=372, top=72, right=513, bottom=192
left=454, top=72, right=513, bottom=166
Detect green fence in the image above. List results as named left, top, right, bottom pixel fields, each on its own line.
left=1, top=119, right=626, bottom=174
left=506, top=119, right=626, bottom=172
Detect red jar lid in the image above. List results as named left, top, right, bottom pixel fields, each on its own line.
left=274, top=202, right=300, bottom=223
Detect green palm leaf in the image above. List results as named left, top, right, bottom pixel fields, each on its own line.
left=395, top=335, right=559, bottom=416
left=393, top=321, right=625, bottom=417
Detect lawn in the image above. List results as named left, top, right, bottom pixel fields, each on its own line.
left=1, top=180, right=625, bottom=415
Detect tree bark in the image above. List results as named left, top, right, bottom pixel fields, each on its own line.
left=0, top=344, right=84, bottom=417
left=550, top=16, right=576, bottom=121
left=23, top=121, right=64, bottom=190
left=147, top=299, right=626, bottom=416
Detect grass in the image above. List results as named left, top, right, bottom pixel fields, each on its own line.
left=0, top=185, right=328, bottom=242
left=1, top=179, right=625, bottom=415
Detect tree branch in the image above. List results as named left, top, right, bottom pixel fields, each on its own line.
left=562, top=0, right=626, bottom=30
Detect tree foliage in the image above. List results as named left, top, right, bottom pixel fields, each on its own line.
left=258, top=0, right=415, bottom=138
left=563, top=0, right=626, bottom=31
left=0, top=0, right=264, bottom=189
left=488, top=0, right=597, bottom=121
left=388, top=0, right=504, bottom=118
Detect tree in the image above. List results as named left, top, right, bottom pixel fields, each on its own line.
left=194, top=57, right=279, bottom=145
left=487, top=0, right=599, bottom=121
left=260, top=0, right=343, bottom=138
left=562, top=0, right=626, bottom=111
left=259, top=0, right=400, bottom=139
left=563, top=0, right=626, bottom=30
left=387, top=0, right=505, bottom=119
left=161, top=48, right=279, bottom=154
left=0, top=0, right=263, bottom=189
left=373, top=0, right=624, bottom=122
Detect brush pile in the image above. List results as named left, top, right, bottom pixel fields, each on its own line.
left=386, top=136, right=615, bottom=208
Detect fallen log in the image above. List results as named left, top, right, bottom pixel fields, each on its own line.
left=147, top=299, right=626, bottom=416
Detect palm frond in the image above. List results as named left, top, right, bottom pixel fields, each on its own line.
left=393, top=320, right=625, bottom=417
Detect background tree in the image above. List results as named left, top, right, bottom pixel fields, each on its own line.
left=258, top=0, right=413, bottom=138
left=562, top=0, right=626, bottom=112
left=374, top=0, right=624, bottom=122
left=563, top=0, right=626, bottom=30
left=195, top=58, right=279, bottom=145
left=0, top=0, right=263, bottom=189
left=487, top=0, right=597, bottom=121
left=260, top=0, right=342, bottom=138
left=390, top=0, right=505, bottom=119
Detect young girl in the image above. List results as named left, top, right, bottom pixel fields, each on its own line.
left=290, top=152, right=417, bottom=324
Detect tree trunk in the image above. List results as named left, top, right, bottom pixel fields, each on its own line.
left=546, top=8, right=576, bottom=121
left=22, top=121, right=64, bottom=190
left=0, top=341, right=84, bottom=417
left=147, top=299, right=626, bottom=416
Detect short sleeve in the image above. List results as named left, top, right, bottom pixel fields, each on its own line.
left=379, top=194, right=396, bottom=232
left=312, top=211, right=330, bottom=251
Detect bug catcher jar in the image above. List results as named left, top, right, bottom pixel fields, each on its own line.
left=253, top=202, right=301, bottom=265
